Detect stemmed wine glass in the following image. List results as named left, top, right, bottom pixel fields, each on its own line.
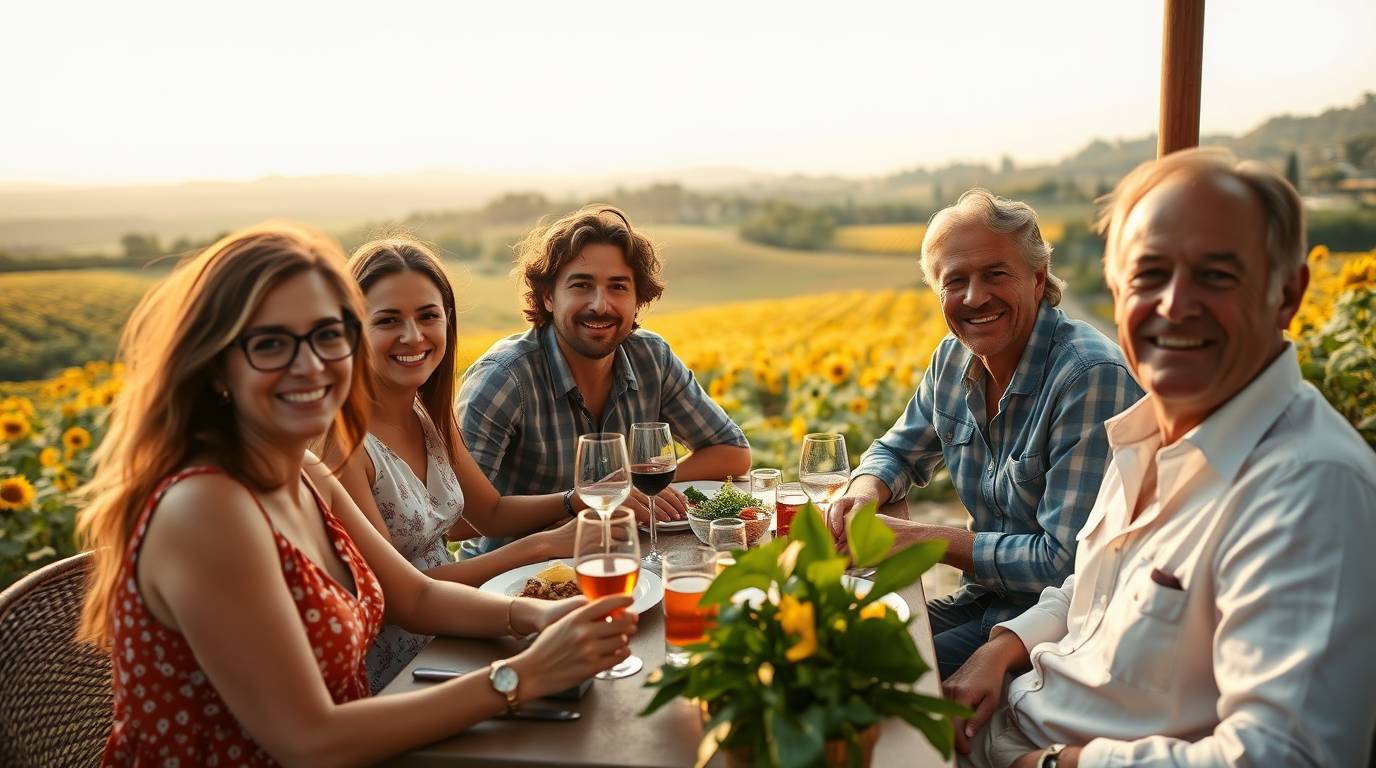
left=799, top=433, right=849, bottom=516
left=629, top=422, right=677, bottom=573
left=575, top=432, right=632, bottom=521
left=573, top=508, right=644, bottom=679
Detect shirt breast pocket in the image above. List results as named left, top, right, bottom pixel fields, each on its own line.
left=1107, top=576, right=1189, bottom=693
left=933, top=410, right=973, bottom=447
left=999, top=452, right=1047, bottom=513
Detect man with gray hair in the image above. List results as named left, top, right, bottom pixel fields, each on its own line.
left=828, top=189, right=1142, bottom=678
left=944, top=149, right=1376, bottom=767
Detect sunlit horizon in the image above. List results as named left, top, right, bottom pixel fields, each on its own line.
left=5, top=0, right=1374, bottom=187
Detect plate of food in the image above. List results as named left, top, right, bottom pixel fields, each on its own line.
left=480, top=559, right=663, bottom=615
left=636, top=480, right=742, bottom=534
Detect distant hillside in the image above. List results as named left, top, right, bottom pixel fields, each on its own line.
left=2, top=93, right=1373, bottom=255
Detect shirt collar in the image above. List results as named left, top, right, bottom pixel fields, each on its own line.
left=1106, top=343, right=1302, bottom=484
left=960, top=298, right=1059, bottom=395
left=539, top=324, right=640, bottom=399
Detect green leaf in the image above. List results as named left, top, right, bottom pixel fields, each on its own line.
left=787, top=502, right=836, bottom=574
left=862, top=539, right=947, bottom=605
left=701, top=537, right=789, bottom=606
left=805, top=556, right=848, bottom=589
left=845, top=501, right=895, bottom=568
left=843, top=616, right=924, bottom=681
left=766, top=707, right=824, bottom=768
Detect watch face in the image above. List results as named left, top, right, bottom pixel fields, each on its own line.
left=492, top=664, right=519, bottom=694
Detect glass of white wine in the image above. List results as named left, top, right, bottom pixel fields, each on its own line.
left=799, top=432, right=849, bottom=515
left=574, top=433, right=632, bottom=520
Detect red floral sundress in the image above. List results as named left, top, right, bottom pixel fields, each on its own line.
left=103, top=466, right=385, bottom=766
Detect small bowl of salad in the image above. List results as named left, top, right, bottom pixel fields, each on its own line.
left=684, top=483, right=773, bottom=547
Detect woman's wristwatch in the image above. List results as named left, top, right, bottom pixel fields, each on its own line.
left=563, top=488, right=576, bottom=517
left=1038, top=744, right=1067, bottom=768
left=489, top=659, right=521, bottom=714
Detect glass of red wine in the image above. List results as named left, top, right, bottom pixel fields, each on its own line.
left=629, top=422, right=677, bottom=573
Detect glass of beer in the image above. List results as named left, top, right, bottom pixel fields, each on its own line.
left=776, top=482, right=808, bottom=537
left=574, top=507, right=643, bottom=679
left=662, top=547, right=718, bottom=667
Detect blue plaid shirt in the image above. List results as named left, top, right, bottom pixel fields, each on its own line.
left=854, top=300, right=1142, bottom=621
left=456, top=325, right=749, bottom=555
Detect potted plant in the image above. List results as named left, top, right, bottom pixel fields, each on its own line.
left=641, top=502, right=967, bottom=767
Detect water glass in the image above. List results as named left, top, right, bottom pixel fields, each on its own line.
left=749, top=468, right=781, bottom=519
left=662, top=547, right=718, bottom=667
left=708, top=518, right=748, bottom=553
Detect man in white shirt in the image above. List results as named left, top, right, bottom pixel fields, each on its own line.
left=946, top=147, right=1376, bottom=768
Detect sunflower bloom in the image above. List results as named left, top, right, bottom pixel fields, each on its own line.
left=1, top=412, right=31, bottom=442
left=63, top=426, right=93, bottom=454
left=822, top=355, right=853, bottom=386
left=848, top=397, right=869, bottom=416
left=789, top=416, right=808, bottom=443
left=0, top=476, right=37, bottom=511
left=54, top=469, right=80, bottom=492
left=39, top=447, right=61, bottom=468
left=777, top=594, right=818, bottom=662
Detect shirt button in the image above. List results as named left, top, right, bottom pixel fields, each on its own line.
left=945, top=432, right=953, bottom=440
left=986, top=462, right=994, bottom=475
left=1097, top=594, right=1108, bottom=606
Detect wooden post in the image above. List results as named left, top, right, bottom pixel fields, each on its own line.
left=1158, top=0, right=1206, bottom=157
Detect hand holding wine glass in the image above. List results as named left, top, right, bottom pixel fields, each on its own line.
left=800, top=433, right=850, bottom=514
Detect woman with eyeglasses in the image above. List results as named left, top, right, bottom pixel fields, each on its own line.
left=334, top=237, right=586, bottom=692
left=78, top=223, right=635, bottom=767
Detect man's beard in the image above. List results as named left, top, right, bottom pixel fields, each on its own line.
left=554, top=312, right=631, bottom=360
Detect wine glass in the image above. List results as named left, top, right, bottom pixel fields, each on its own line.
left=799, top=433, right=849, bottom=515
left=573, top=508, right=644, bottom=679
left=629, top=422, right=677, bottom=573
left=575, top=433, right=632, bottom=520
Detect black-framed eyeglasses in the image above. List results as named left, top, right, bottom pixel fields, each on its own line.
left=234, top=317, right=362, bottom=372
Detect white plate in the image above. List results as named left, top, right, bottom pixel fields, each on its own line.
left=640, top=518, right=692, bottom=533
left=479, top=559, right=663, bottom=615
left=731, top=576, right=911, bottom=621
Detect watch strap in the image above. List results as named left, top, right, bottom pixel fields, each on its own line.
left=563, top=488, right=576, bottom=517
left=489, top=660, right=520, bottom=714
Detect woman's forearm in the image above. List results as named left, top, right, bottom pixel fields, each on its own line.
left=463, top=493, right=570, bottom=538
left=423, top=536, right=556, bottom=587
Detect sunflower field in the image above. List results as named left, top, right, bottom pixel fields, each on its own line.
left=1290, top=246, right=1376, bottom=446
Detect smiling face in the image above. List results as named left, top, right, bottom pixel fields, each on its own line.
left=1109, top=170, right=1303, bottom=439
left=222, top=269, right=355, bottom=447
left=542, top=242, right=637, bottom=361
left=364, top=269, right=448, bottom=392
left=930, top=224, right=1046, bottom=375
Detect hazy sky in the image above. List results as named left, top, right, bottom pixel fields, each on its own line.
left=5, top=0, right=1373, bottom=185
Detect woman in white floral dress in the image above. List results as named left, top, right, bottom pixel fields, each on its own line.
left=329, top=237, right=581, bottom=691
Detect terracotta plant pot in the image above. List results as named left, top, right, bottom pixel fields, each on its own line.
left=720, top=725, right=881, bottom=768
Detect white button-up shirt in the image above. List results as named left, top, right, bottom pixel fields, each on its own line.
left=997, top=346, right=1376, bottom=767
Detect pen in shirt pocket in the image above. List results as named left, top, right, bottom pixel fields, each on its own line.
left=1149, top=567, right=1184, bottom=590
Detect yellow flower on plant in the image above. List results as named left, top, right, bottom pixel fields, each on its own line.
left=40, top=447, right=61, bottom=468
left=0, top=476, right=37, bottom=511
left=777, top=594, right=818, bottom=662
left=757, top=662, right=775, bottom=686
left=1, top=412, right=31, bottom=442
left=789, top=416, right=808, bottom=443
left=2, top=396, right=36, bottom=418
left=709, top=378, right=730, bottom=399
left=54, top=469, right=80, bottom=492
left=860, top=602, right=888, bottom=621
left=848, top=396, right=869, bottom=416
left=63, top=426, right=93, bottom=454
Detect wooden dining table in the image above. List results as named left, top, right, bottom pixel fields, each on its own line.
left=378, top=508, right=954, bottom=768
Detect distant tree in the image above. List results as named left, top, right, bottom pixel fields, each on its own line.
left=120, top=233, right=162, bottom=261
left=435, top=234, right=482, bottom=261
left=1285, top=152, right=1302, bottom=192
left=1344, top=134, right=1376, bottom=171
left=739, top=202, right=836, bottom=251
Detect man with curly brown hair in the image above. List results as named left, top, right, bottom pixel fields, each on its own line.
left=456, top=205, right=750, bottom=558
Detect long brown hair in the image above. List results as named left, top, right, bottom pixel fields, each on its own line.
left=76, top=222, right=372, bottom=648
left=346, top=236, right=463, bottom=466
left=513, top=205, right=665, bottom=328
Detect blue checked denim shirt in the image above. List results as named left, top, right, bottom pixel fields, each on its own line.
left=456, top=325, right=749, bottom=555
left=853, top=301, right=1142, bottom=621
